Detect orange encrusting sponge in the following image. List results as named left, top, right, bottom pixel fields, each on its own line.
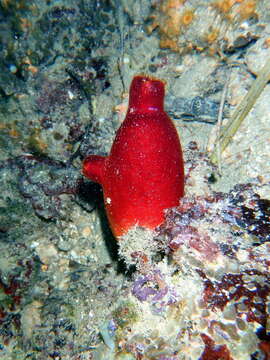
left=83, top=75, right=185, bottom=237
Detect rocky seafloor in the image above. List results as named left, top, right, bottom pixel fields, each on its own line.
left=0, top=0, right=269, bottom=359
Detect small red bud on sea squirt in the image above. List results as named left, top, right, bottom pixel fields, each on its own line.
left=82, top=75, right=185, bottom=238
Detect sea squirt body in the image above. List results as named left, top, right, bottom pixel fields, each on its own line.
left=83, top=75, right=184, bottom=237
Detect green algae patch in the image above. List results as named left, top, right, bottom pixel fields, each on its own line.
left=112, top=301, right=139, bottom=329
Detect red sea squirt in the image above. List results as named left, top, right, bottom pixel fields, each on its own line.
left=83, top=75, right=184, bottom=237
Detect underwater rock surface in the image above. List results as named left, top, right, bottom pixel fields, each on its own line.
left=0, top=0, right=269, bottom=359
